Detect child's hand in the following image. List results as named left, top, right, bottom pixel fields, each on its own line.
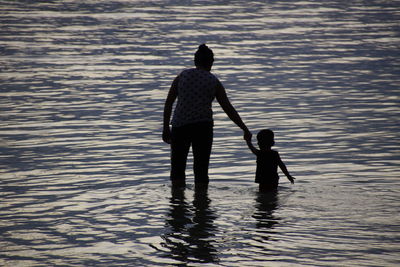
left=288, top=175, right=295, bottom=184
left=244, top=129, right=252, bottom=142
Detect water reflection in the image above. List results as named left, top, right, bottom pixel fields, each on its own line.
left=162, top=187, right=218, bottom=264
left=1, top=0, right=399, bottom=265
left=253, top=192, right=279, bottom=232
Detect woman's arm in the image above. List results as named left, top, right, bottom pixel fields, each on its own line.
left=162, top=76, right=179, bottom=144
left=215, top=80, right=251, bottom=141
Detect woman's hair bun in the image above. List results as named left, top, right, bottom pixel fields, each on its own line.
left=195, top=44, right=214, bottom=67
left=199, top=44, right=208, bottom=50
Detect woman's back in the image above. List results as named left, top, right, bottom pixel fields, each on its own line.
left=172, top=68, right=218, bottom=127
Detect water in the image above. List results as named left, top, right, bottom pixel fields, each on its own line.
left=1, top=0, right=399, bottom=266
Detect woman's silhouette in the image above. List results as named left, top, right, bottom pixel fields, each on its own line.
left=163, top=44, right=251, bottom=187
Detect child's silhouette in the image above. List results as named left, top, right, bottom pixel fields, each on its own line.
left=246, top=129, right=295, bottom=192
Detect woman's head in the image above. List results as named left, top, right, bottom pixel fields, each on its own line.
left=194, top=44, right=214, bottom=70
left=257, top=129, right=275, bottom=148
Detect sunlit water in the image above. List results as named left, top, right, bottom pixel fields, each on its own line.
left=1, top=0, right=399, bottom=266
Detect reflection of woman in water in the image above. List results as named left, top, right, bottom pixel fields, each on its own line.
left=163, top=44, right=251, bottom=187
left=162, top=187, right=218, bottom=263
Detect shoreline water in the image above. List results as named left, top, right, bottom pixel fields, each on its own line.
left=1, top=0, right=399, bottom=266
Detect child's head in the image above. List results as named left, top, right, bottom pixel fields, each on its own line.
left=257, top=129, right=275, bottom=148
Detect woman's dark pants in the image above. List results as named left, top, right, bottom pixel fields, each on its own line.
left=170, top=122, right=213, bottom=186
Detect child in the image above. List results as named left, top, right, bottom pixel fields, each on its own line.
left=246, top=129, right=295, bottom=192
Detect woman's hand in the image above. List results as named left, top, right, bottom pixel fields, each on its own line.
left=163, top=127, right=171, bottom=144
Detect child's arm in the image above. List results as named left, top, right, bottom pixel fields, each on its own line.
left=277, top=153, right=295, bottom=184
left=246, top=137, right=259, bottom=155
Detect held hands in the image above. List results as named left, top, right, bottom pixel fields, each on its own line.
left=243, top=129, right=252, bottom=142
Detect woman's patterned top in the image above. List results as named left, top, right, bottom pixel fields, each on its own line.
left=172, top=68, right=219, bottom=127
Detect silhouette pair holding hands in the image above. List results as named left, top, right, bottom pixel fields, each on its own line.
left=163, top=44, right=295, bottom=192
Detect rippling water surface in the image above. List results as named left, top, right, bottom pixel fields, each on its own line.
left=1, top=0, right=399, bottom=266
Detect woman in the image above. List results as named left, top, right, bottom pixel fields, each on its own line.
left=163, top=44, right=251, bottom=187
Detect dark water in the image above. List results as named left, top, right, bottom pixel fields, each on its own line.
left=1, top=0, right=399, bottom=266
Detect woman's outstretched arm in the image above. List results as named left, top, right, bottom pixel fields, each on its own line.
left=215, top=80, right=252, bottom=141
left=163, top=76, right=179, bottom=144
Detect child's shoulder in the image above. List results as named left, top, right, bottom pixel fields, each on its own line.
left=271, top=149, right=280, bottom=156
left=258, top=149, right=280, bottom=158
left=256, top=149, right=278, bottom=158
left=257, top=149, right=277, bottom=155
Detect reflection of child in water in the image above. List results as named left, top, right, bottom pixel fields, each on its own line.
left=246, top=129, right=295, bottom=192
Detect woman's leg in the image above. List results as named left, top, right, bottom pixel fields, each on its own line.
left=170, top=126, right=191, bottom=187
left=192, top=122, right=213, bottom=184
